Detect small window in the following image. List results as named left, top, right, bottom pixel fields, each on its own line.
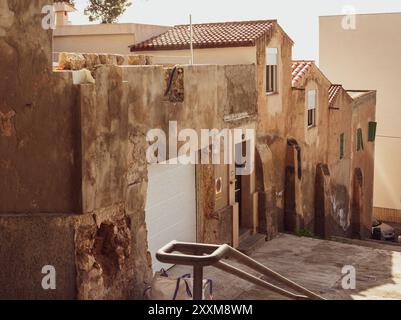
left=357, top=128, right=364, bottom=151
left=266, top=48, right=278, bottom=94
left=307, top=90, right=317, bottom=127
left=368, top=121, right=377, bottom=142
left=339, top=133, right=345, bottom=159
left=307, top=109, right=315, bottom=127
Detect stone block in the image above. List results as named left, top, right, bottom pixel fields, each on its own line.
left=99, top=54, right=113, bottom=65
left=128, top=54, right=147, bottom=65
left=83, top=53, right=100, bottom=69
left=59, top=52, right=86, bottom=70
left=115, top=55, right=125, bottom=65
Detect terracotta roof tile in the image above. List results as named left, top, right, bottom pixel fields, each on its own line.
left=130, top=20, right=276, bottom=51
left=328, top=84, right=343, bottom=106
left=291, top=60, right=313, bottom=87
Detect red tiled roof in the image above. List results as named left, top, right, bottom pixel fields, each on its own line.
left=328, top=85, right=343, bottom=106
left=130, top=20, right=276, bottom=51
left=291, top=60, right=313, bottom=87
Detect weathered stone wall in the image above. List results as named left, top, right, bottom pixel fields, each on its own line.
left=0, top=1, right=150, bottom=299
left=255, top=26, right=294, bottom=236
left=123, top=63, right=258, bottom=247
left=0, top=61, right=146, bottom=299
left=288, top=65, right=331, bottom=233
left=0, top=0, right=81, bottom=214
left=74, top=65, right=149, bottom=299
left=326, top=89, right=354, bottom=237
left=79, top=66, right=128, bottom=213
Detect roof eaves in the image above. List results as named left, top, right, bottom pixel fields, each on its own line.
left=130, top=40, right=257, bottom=52
left=291, top=60, right=314, bottom=87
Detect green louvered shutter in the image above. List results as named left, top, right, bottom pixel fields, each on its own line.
left=368, top=122, right=377, bottom=142
left=340, top=133, right=345, bottom=159
left=357, top=128, right=364, bottom=151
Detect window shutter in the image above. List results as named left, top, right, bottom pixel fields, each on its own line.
left=340, top=133, right=344, bottom=159
left=368, top=121, right=377, bottom=142
left=308, top=90, right=316, bottom=110
left=357, top=128, right=364, bottom=151
left=266, top=48, right=278, bottom=66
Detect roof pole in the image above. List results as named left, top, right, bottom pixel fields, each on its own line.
left=190, top=14, right=194, bottom=65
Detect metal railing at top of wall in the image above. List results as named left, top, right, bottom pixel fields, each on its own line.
left=157, top=241, right=325, bottom=300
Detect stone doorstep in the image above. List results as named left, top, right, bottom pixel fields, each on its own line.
left=238, top=233, right=268, bottom=255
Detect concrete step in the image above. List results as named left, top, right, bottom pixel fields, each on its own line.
left=239, top=228, right=252, bottom=243
left=238, top=233, right=267, bottom=255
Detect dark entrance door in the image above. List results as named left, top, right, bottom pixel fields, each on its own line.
left=351, top=168, right=363, bottom=239
left=235, top=172, right=243, bottom=226
left=235, top=141, right=252, bottom=239
left=284, top=165, right=296, bottom=232
left=314, top=164, right=329, bottom=238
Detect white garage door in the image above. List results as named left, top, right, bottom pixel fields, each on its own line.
left=145, top=163, right=197, bottom=272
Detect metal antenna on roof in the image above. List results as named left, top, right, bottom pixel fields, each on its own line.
left=190, top=14, right=194, bottom=65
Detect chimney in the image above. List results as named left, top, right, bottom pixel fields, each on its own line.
left=54, top=1, right=76, bottom=26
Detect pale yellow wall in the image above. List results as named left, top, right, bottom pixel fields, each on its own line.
left=374, top=137, right=401, bottom=209
left=53, top=23, right=170, bottom=56
left=135, top=46, right=257, bottom=65
left=320, top=13, right=401, bottom=211
left=54, top=34, right=135, bottom=55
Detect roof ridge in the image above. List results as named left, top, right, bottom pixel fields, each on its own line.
left=174, top=19, right=277, bottom=27
left=130, top=19, right=277, bottom=51
left=292, top=60, right=315, bottom=63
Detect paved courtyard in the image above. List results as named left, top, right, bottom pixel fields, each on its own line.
left=168, top=234, right=401, bottom=300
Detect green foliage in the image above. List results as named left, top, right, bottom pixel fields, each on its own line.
left=339, top=133, right=344, bottom=159
left=294, top=229, right=315, bottom=238
left=357, top=128, right=364, bottom=151
left=84, top=0, right=132, bottom=24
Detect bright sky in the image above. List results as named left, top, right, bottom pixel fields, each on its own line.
left=69, top=0, right=401, bottom=61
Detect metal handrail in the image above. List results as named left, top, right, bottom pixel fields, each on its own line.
left=157, top=241, right=325, bottom=300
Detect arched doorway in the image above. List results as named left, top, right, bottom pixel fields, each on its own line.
left=255, top=146, right=267, bottom=234
left=314, top=164, right=330, bottom=238
left=284, top=139, right=300, bottom=233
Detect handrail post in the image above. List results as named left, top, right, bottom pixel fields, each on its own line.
left=193, top=266, right=203, bottom=300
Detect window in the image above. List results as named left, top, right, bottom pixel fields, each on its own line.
left=266, top=48, right=278, bottom=93
left=339, top=133, right=345, bottom=159
left=368, top=121, right=377, bottom=142
left=307, top=90, right=317, bottom=127
left=357, top=128, right=364, bottom=151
